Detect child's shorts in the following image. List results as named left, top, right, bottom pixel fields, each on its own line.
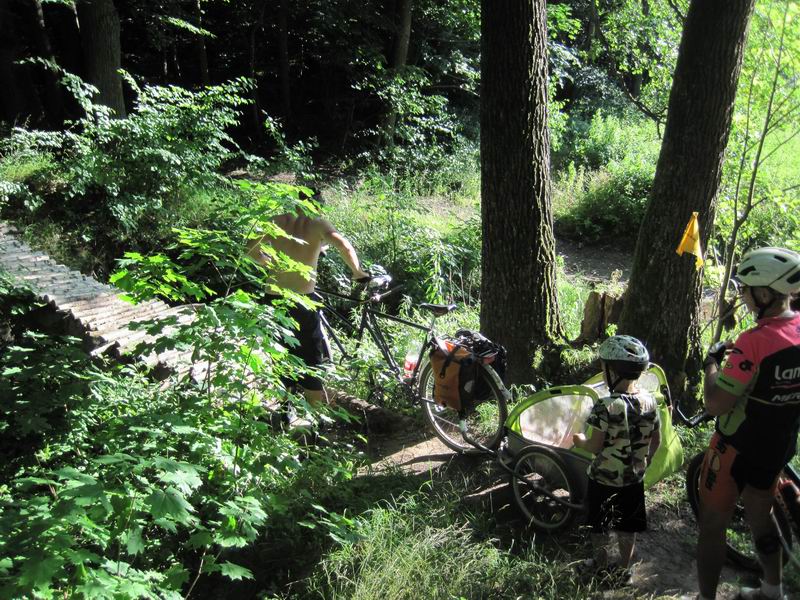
left=586, top=479, right=647, bottom=533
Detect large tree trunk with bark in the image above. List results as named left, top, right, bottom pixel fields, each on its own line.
left=0, top=2, right=43, bottom=124
left=480, top=0, right=562, bottom=384
left=76, top=0, right=126, bottom=117
left=618, top=0, right=756, bottom=400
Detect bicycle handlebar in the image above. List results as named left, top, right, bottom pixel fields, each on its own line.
left=371, top=284, right=403, bottom=303
left=673, top=402, right=715, bottom=428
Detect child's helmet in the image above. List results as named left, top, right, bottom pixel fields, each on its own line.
left=734, top=247, right=800, bottom=294
left=599, top=335, right=650, bottom=376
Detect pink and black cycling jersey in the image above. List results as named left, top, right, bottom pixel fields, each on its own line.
left=715, top=312, right=800, bottom=471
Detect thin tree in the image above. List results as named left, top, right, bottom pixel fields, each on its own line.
left=76, top=0, right=126, bottom=117
left=480, top=0, right=562, bottom=383
left=29, top=0, right=65, bottom=126
left=617, top=0, right=756, bottom=398
left=383, top=0, right=413, bottom=150
left=712, top=1, right=800, bottom=344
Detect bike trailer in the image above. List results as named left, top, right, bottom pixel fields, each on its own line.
left=502, top=363, right=683, bottom=532
left=504, top=384, right=597, bottom=497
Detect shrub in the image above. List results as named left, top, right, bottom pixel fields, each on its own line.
left=555, top=162, right=654, bottom=247
left=0, top=78, right=315, bottom=276
left=553, top=111, right=660, bottom=173
left=320, top=180, right=482, bottom=307
left=0, top=188, right=365, bottom=598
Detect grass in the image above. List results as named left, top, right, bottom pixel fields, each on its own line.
left=296, top=481, right=600, bottom=600
left=0, top=152, right=55, bottom=184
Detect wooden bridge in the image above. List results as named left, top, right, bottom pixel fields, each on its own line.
left=0, top=222, right=195, bottom=375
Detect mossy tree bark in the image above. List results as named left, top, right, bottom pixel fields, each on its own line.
left=76, top=0, right=126, bottom=118
left=479, top=0, right=562, bottom=384
left=618, top=0, right=756, bottom=401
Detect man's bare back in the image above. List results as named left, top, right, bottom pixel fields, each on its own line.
left=248, top=209, right=368, bottom=294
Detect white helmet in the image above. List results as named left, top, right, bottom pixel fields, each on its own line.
left=599, top=335, right=650, bottom=369
left=735, top=247, right=800, bottom=294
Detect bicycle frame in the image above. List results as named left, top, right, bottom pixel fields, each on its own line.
left=315, top=287, right=436, bottom=389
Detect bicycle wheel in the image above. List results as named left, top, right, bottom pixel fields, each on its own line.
left=686, top=451, right=793, bottom=572
left=418, top=361, right=508, bottom=454
left=511, top=445, right=579, bottom=533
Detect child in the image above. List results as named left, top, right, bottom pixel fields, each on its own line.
left=572, top=335, right=661, bottom=587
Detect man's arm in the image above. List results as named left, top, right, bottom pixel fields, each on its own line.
left=321, top=223, right=369, bottom=280
left=703, top=363, right=740, bottom=416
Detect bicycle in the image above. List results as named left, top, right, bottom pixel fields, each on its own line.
left=314, top=272, right=510, bottom=454
left=676, top=406, right=800, bottom=573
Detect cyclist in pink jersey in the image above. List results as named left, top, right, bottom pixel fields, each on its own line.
left=693, top=247, right=800, bottom=600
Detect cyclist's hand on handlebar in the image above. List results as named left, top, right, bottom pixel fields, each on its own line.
left=353, top=272, right=393, bottom=290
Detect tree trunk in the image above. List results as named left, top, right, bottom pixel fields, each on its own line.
left=277, top=0, right=291, bottom=118
left=0, top=2, right=43, bottom=124
left=391, top=0, right=413, bottom=69
left=248, top=0, right=267, bottom=136
left=29, top=0, right=64, bottom=126
left=383, top=0, right=413, bottom=150
left=480, top=0, right=562, bottom=384
left=76, top=0, right=126, bottom=117
left=44, top=1, right=83, bottom=78
left=585, top=0, right=600, bottom=50
left=617, top=0, right=756, bottom=401
left=194, top=0, right=210, bottom=86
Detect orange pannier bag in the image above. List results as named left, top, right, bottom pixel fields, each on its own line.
left=429, top=337, right=477, bottom=411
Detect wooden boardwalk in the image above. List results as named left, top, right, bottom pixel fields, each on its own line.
left=0, top=222, right=193, bottom=373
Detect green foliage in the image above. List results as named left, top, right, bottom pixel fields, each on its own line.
left=555, top=162, right=654, bottom=247
left=0, top=79, right=259, bottom=273
left=0, top=184, right=371, bottom=598
left=554, top=110, right=660, bottom=172
left=321, top=178, right=481, bottom=307
left=711, top=3, right=800, bottom=257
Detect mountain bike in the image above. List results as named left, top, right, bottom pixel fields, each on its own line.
left=676, top=406, right=800, bottom=572
left=314, top=273, right=510, bottom=453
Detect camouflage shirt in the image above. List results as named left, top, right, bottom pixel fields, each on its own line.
left=585, top=391, right=659, bottom=487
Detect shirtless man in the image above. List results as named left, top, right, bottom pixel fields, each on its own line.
left=248, top=189, right=368, bottom=406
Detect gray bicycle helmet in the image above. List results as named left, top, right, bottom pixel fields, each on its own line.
left=599, top=335, right=650, bottom=366
left=734, top=247, right=800, bottom=295
left=599, top=335, right=650, bottom=390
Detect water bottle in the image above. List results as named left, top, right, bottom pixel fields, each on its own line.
left=403, top=345, right=421, bottom=380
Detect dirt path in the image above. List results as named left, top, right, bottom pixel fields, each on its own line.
left=557, top=238, right=632, bottom=286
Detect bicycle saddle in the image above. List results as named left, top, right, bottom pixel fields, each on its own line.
left=419, top=303, right=458, bottom=316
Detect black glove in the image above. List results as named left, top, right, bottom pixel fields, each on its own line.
left=703, top=341, right=728, bottom=368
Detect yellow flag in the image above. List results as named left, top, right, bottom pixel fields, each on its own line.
left=676, top=211, right=704, bottom=270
